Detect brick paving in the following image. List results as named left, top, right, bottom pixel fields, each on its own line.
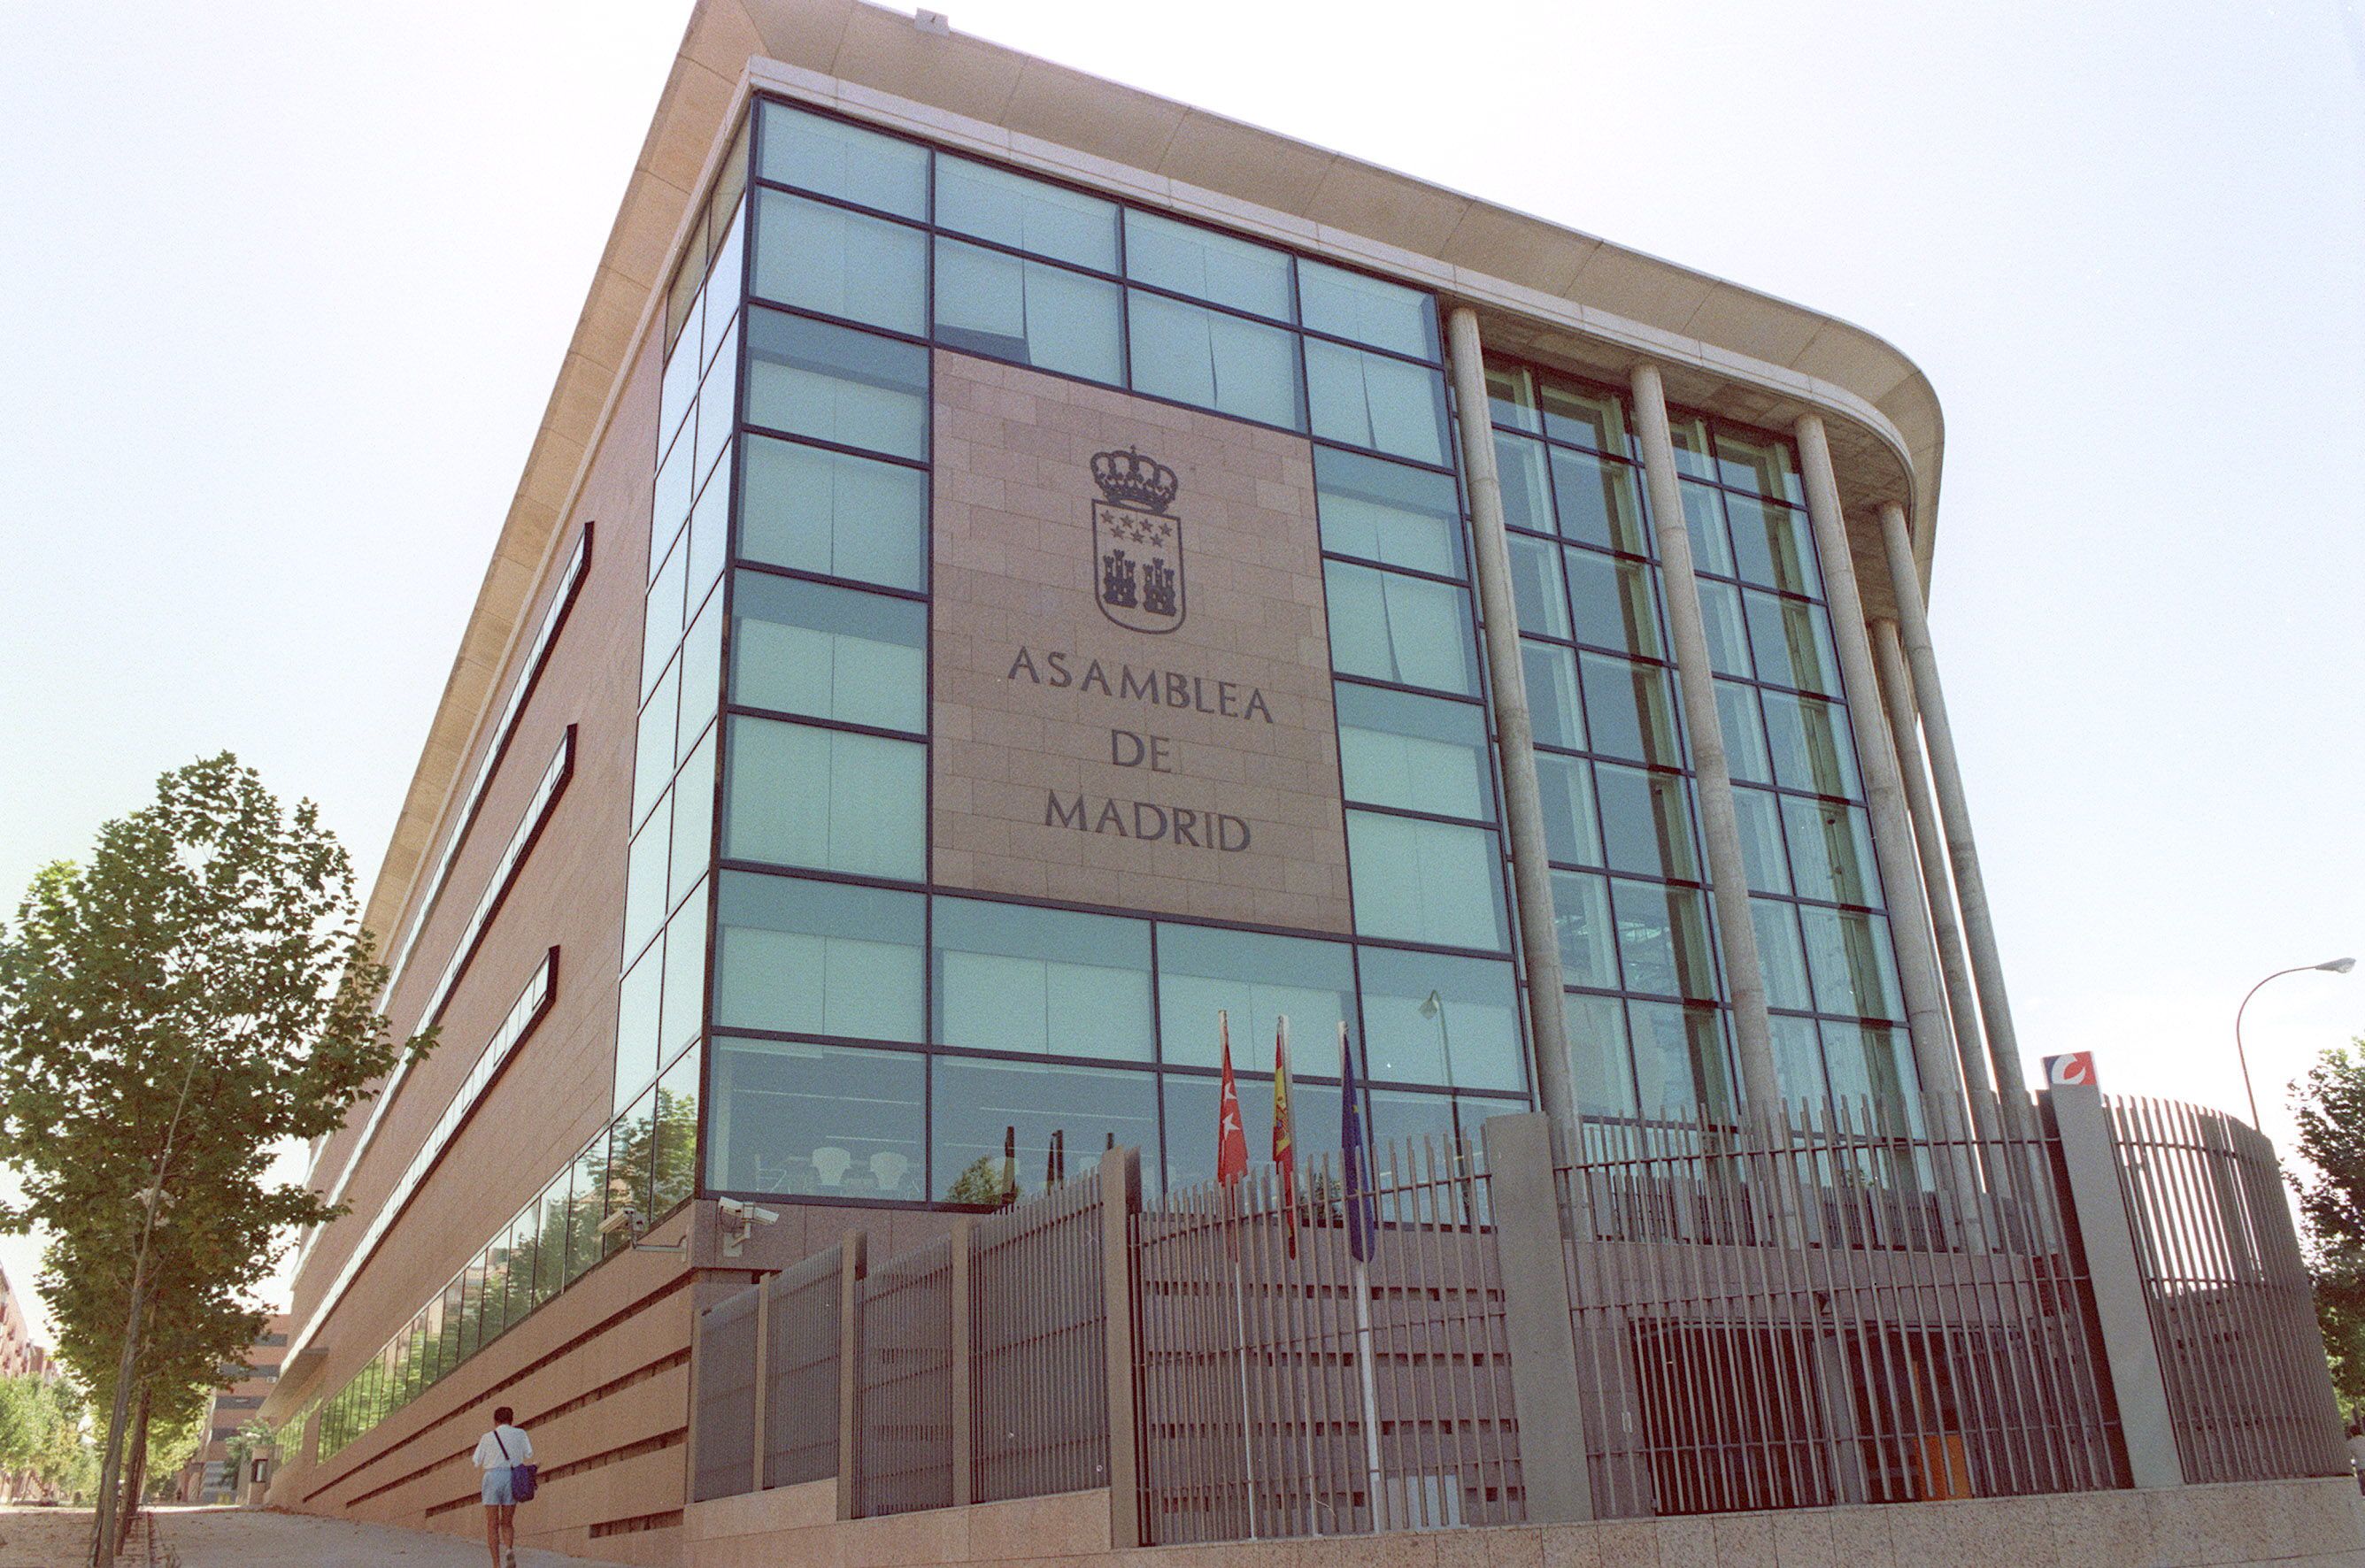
left=0, top=1505, right=618, bottom=1568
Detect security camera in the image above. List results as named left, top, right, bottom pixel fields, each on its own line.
left=598, top=1205, right=643, bottom=1238
left=717, top=1197, right=780, bottom=1258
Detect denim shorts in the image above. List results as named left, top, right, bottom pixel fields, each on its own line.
left=481, top=1466, right=515, bottom=1507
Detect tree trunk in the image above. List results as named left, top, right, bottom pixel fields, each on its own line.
left=118, top=1386, right=153, bottom=1554
left=90, top=1244, right=150, bottom=1568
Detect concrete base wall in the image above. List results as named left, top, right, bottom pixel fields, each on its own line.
left=685, top=1478, right=2365, bottom=1568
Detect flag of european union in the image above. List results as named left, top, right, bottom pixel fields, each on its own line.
left=1339, top=1022, right=1376, bottom=1263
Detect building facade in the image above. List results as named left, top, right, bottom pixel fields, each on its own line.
left=177, top=1314, right=289, bottom=1505
left=261, top=4, right=2030, bottom=1562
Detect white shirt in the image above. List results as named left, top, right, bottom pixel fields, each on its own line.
left=471, top=1425, right=533, bottom=1471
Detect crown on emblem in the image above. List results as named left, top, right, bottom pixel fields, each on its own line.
left=1090, top=447, right=1179, bottom=514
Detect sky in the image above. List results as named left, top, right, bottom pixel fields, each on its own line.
left=2, top=0, right=2361, bottom=1349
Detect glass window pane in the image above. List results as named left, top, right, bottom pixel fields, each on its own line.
left=1550, top=448, right=1647, bottom=554
left=1714, top=427, right=1806, bottom=506
left=1783, top=797, right=1881, bottom=907
left=1162, top=1069, right=1343, bottom=1195
left=1485, top=360, right=1540, bottom=432
left=1728, top=496, right=1819, bottom=595
left=1334, top=682, right=1491, bottom=821
left=1612, top=880, right=1718, bottom=1002
left=1155, top=924, right=1355, bottom=1071
left=534, top=1172, right=570, bottom=1303
left=652, top=418, right=695, bottom=575
left=1579, top=653, right=1681, bottom=766
left=1744, top=592, right=1840, bottom=695
left=1771, top=1014, right=1828, bottom=1103
left=1539, top=377, right=1633, bottom=457
left=458, top=1260, right=484, bottom=1359
left=1127, top=290, right=1301, bottom=429
left=744, top=309, right=929, bottom=461
left=934, top=239, right=1122, bottom=385
left=677, top=588, right=723, bottom=766
left=933, top=898, right=1153, bottom=1061
left=1595, top=764, right=1698, bottom=880
left=722, top=714, right=926, bottom=880
left=568, top=1136, right=606, bottom=1280
left=1628, top=1001, right=1731, bottom=1118
left=705, top=197, right=747, bottom=349
left=1550, top=869, right=1619, bottom=991
left=607, top=1090, right=659, bottom=1252
left=671, top=725, right=717, bottom=908
left=1314, top=446, right=1461, bottom=578
left=1358, top=946, right=1523, bottom=1093
left=652, top=1048, right=701, bottom=1218
left=1821, top=1020, right=1917, bottom=1114
left=1533, top=752, right=1602, bottom=868
left=759, top=101, right=928, bottom=219
left=614, top=940, right=663, bottom=1115
left=751, top=188, right=926, bottom=334
left=1566, top=548, right=1664, bottom=658
left=662, top=288, right=705, bottom=455
left=709, top=1037, right=925, bottom=1199
left=1298, top=260, right=1435, bottom=358
left=1665, top=411, right=1716, bottom=480
left=737, top=433, right=928, bottom=593
left=1494, top=432, right=1554, bottom=536
left=1522, top=642, right=1585, bottom=753
left=1122, top=210, right=1292, bottom=319
left=1679, top=480, right=1734, bottom=578
left=1717, top=680, right=1772, bottom=785
left=732, top=572, right=926, bottom=733
left=659, top=887, right=709, bottom=1058
left=686, top=443, right=733, bottom=608
left=636, top=661, right=681, bottom=830
left=933, top=1058, right=1159, bottom=1203
left=713, top=871, right=925, bottom=1041
left=1367, top=1089, right=1470, bottom=1158
left=1696, top=578, right=1752, bottom=678
left=1509, top=533, right=1571, bottom=640
left=1731, top=787, right=1791, bottom=895
left=936, top=156, right=1117, bottom=271
left=691, top=319, right=740, bottom=488
left=1752, top=899, right=1814, bottom=1012
left=1762, top=693, right=1861, bottom=797
left=623, top=794, right=672, bottom=965
left=643, top=538, right=688, bottom=699
left=1565, top=990, right=1637, bottom=1119
left=1799, top=907, right=1903, bottom=1019
left=1346, top=811, right=1506, bottom=950
left=1305, top=340, right=1449, bottom=465
left=1324, top=562, right=1477, bottom=695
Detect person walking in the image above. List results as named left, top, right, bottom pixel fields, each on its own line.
left=472, top=1404, right=534, bottom=1568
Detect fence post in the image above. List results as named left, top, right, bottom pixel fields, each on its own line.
left=1482, top=1112, right=1595, bottom=1523
left=2045, top=1083, right=2186, bottom=1488
left=751, top=1276, right=771, bottom=1495
left=951, top=1216, right=976, bottom=1506
left=1099, top=1145, right=1144, bottom=1549
left=836, top=1229, right=867, bottom=1521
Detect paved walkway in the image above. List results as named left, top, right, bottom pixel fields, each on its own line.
left=0, top=1505, right=620, bottom=1568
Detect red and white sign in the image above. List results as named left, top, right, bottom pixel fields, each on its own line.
left=2045, top=1051, right=2098, bottom=1088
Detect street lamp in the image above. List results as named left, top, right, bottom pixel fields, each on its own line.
left=2234, top=957, right=2356, bottom=1128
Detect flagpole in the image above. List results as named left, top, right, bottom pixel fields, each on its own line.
left=1339, top=1021, right=1387, bottom=1532
left=1353, top=1253, right=1384, bottom=1531
left=1275, top=1015, right=1318, bottom=1537
left=1215, top=1011, right=1259, bottom=1541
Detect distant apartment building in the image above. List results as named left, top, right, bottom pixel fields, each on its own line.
left=178, top=1314, right=289, bottom=1505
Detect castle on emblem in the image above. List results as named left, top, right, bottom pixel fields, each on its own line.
left=1090, top=448, right=1186, bottom=634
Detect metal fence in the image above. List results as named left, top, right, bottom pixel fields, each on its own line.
left=764, top=1243, right=844, bottom=1489
left=691, top=1286, right=759, bottom=1503
left=970, top=1172, right=1109, bottom=1502
left=855, top=1234, right=954, bottom=1517
left=1558, top=1094, right=2122, bottom=1518
left=1133, top=1136, right=1517, bottom=1546
left=2107, top=1095, right=2348, bottom=1483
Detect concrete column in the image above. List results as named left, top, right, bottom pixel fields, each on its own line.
left=1791, top=417, right=1961, bottom=1117
left=1870, top=617, right=1999, bottom=1136
left=835, top=1230, right=866, bottom=1521
left=2045, top=1081, right=2187, bottom=1487
left=1481, top=1112, right=1594, bottom=1522
left=1444, top=306, right=1575, bottom=1133
left=1098, top=1146, right=1144, bottom=1549
left=1630, top=363, right=1781, bottom=1111
left=1877, top=500, right=2027, bottom=1097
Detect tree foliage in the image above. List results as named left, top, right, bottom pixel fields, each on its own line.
left=0, top=1373, right=96, bottom=1499
left=0, top=755, right=430, bottom=1526
left=2290, top=1040, right=2365, bottom=1415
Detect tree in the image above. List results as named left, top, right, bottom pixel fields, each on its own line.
left=2289, top=1040, right=2365, bottom=1417
left=0, top=755, right=430, bottom=1564
left=0, top=1372, right=96, bottom=1502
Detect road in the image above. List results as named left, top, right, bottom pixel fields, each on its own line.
left=0, top=1505, right=620, bottom=1567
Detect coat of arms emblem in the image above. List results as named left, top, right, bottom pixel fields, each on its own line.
left=1090, top=447, right=1184, bottom=634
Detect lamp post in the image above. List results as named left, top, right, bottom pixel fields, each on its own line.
left=2233, top=957, right=2356, bottom=1128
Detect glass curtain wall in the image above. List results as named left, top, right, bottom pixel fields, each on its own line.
left=1484, top=360, right=1914, bottom=1122
left=704, top=95, right=1530, bottom=1209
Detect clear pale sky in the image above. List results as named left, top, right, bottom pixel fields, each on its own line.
left=2, top=1, right=2361, bottom=1348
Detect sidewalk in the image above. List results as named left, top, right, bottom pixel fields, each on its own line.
left=0, top=1505, right=621, bottom=1568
